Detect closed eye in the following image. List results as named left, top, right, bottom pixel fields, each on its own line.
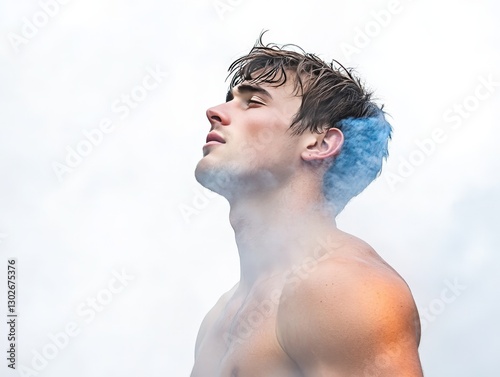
left=248, top=97, right=266, bottom=106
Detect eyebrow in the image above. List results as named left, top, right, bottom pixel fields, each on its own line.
left=226, top=84, right=273, bottom=102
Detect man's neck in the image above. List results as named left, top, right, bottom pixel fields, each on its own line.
left=227, top=181, right=340, bottom=292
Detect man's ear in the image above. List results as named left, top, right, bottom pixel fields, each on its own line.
left=301, top=128, right=344, bottom=162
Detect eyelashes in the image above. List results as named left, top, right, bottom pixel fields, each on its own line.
left=248, top=98, right=265, bottom=106
left=225, top=93, right=265, bottom=106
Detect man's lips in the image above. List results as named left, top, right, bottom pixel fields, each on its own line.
left=205, top=131, right=226, bottom=146
left=202, top=131, right=226, bottom=155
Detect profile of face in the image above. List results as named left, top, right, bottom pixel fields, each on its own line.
left=195, top=78, right=306, bottom=200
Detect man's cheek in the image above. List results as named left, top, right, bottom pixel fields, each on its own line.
left=240, top=140, right=260, bottom=163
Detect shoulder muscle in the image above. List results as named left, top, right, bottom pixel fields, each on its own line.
left=277, top=257, right=422, bottom=376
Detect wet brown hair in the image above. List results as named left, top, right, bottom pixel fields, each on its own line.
left=227, top=32, right=381, bottom=136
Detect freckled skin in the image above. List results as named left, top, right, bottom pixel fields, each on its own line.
left=192, top=78, right=423, bottom=377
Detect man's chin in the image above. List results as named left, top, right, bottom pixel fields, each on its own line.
left=194, top=161, right=234, bottom=197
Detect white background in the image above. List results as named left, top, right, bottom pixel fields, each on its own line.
left=1, top=0, right=499, bottom=376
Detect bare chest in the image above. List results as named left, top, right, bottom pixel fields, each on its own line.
left=191, top=288, right=301, bottom=377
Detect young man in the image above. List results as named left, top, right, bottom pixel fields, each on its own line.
left=191, top=35, right=423, bottom=377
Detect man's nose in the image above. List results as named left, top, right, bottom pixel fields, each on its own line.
left=206, top=104, right=230, bottom=128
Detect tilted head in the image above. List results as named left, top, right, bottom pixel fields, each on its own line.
left=227, top=33, right=392, bottom=214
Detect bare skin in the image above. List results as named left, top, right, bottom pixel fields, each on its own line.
left=191, top=77, right=423, bottom=376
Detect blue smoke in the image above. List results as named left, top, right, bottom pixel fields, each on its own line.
left=323, top=109, right=392, bottom=215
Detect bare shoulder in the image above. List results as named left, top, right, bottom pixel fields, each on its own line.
left=194, top=283, right=238, bottom=357
left=277, top=234, right=422, bottom=376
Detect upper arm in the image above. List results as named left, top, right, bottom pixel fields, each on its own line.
left=277, top=260, right=422, bottom=377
